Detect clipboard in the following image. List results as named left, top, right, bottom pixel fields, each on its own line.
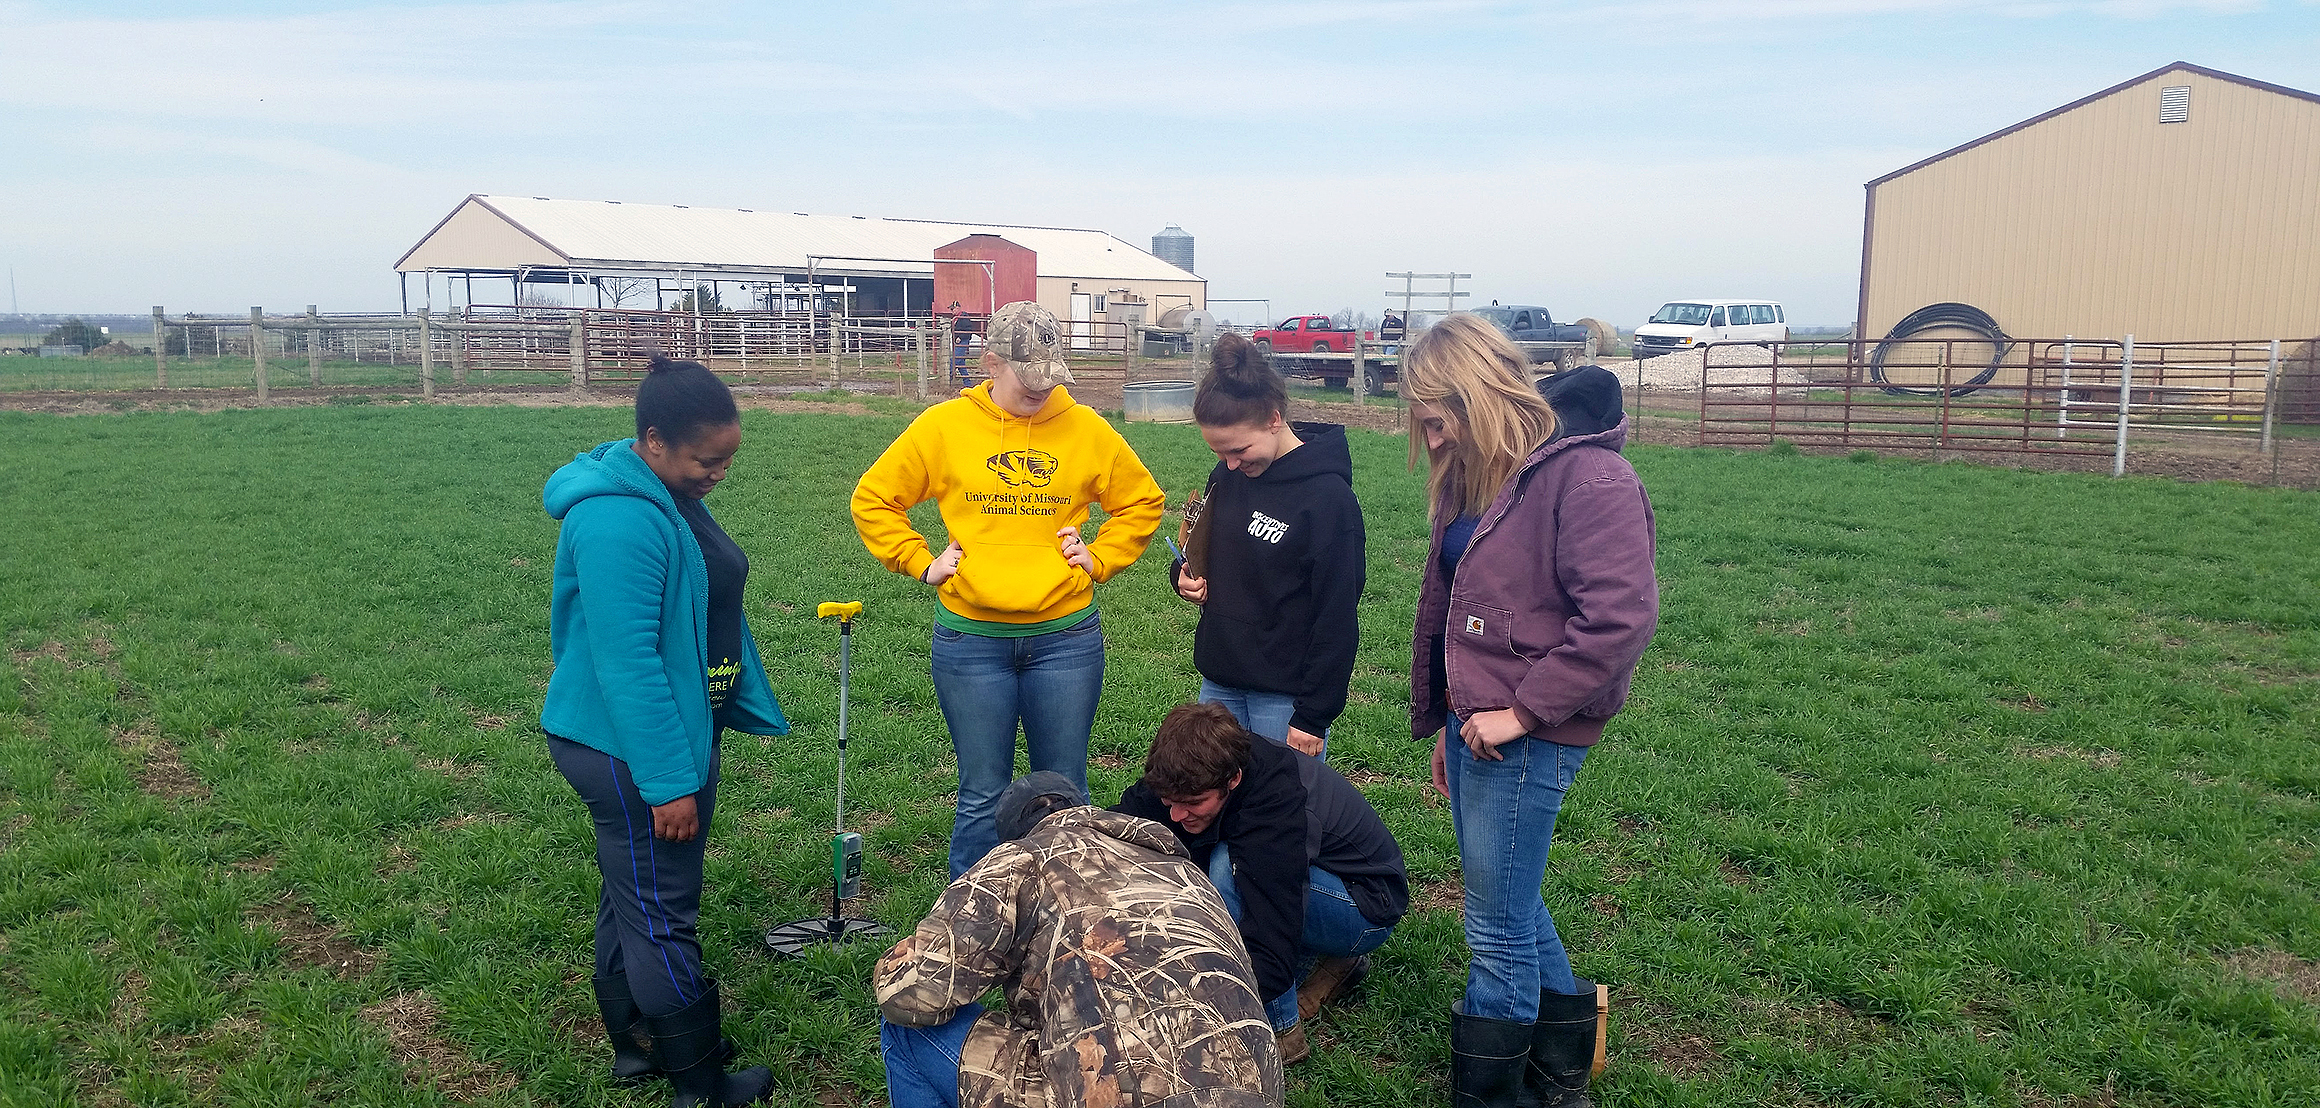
left=1178, top=484, right=1213, bottom=580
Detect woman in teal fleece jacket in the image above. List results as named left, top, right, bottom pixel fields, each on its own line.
left=541, top=356, right=786, bottom=1108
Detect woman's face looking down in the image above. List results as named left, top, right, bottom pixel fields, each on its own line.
left=638, top=421, right=741, bottom=499
left=1408, top=400, right=1461, bottom=454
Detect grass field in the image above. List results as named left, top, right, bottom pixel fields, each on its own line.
left=2, top=402, right=2316, bottom=1107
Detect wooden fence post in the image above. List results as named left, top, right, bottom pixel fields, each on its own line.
left=570, top=315, right=588, bottom=390
left=419, top=308, right=435, bottom=400
left=938, top=319, right=955, bottom=390
left=915, top=320, right=929, bottom=402
left=152, top=306, right=167, bottom=387
left=828, top=319, right=843, bottom=387
left=307, top=305, right=322, bottom=386
left=451, top=316, right=468, bottom=386
left=1353, top=338, right=1368, bottom=400
left=249, top=307, right=269, bottom=402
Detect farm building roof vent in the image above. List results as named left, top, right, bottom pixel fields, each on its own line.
left=2160, top=85, right=2190, bottom=123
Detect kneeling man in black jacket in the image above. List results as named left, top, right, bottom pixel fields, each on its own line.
left=1116, top=701, right=1410, bottom=1064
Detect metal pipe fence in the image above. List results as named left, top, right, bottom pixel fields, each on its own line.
left=1690, top=336, right=2318, bottom=476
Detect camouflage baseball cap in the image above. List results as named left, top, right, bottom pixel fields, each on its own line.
left=987, top=301, right=1075, bottom=389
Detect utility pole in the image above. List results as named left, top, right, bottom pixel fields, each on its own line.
left=1384, top=271, right=1471, bottom=326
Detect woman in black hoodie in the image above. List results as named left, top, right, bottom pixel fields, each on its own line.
left=1171, top=333, right=1365, bottom=757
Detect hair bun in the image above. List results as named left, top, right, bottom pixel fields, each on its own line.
left=646, top=353, right=675, bottom=374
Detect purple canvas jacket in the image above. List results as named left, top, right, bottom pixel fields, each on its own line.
left=1410, top=418, right=1659, bottom=746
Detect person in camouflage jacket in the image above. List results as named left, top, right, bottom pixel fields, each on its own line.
left=875, top=773, right=1283, bottom=1108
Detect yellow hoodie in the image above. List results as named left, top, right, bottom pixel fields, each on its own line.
left=852, top=383, right=1166, bottom=628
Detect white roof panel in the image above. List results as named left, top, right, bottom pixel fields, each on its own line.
left=396, top=195, right=1199, bottom=282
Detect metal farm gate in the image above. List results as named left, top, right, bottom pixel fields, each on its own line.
left=1688, top=336, right=2314, bottom=475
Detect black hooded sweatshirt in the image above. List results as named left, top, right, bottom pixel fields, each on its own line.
left=1115, top=733, right=1408, bottom=1006
left=1175, top=422, right=1365, bottom=736
left=1537, top=364, right=1626, bottom=441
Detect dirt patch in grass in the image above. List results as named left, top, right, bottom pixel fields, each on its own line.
left=2228, top=947, right=2320, bottom=1003
left=416, top=757, right=484, bottom=781
left=252, top=896, right=378, bottom=980
left=813, top=1078, right=872, bottom=1108
left=8, top=640, right=70, bottom=666
left=2018, top=745, right=2123, bottom=769
left=112, top=721, right=209, bottom=802
left=1414, top=877, right=1464, bottom=915
left=361, top=990, right=518, bottom=1101
left=1619, top=1004, right=1724, bottom=1079
left=1752, top=994, right=1895, bottom=1050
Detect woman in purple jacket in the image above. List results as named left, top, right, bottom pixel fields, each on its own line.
left=1401, top=314, right=1659, bottom=1108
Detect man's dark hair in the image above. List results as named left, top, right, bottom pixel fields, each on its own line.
left=1142, top=702, right=1253, bottom=798
left=635, top=353, right=739, bottom=445
left=1193, top=333, right=1286, bottom=429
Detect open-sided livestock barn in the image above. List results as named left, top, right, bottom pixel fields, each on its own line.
left=395, top=194, right=1206, bottom=328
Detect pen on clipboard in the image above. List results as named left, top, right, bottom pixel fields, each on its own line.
left=1165, top=537, right=1184, bottom=562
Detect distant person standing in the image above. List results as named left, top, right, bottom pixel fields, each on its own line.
left=1402, top=315, right=1658, bottom=1108
left=541, top=355, right=789, bottom=1107
left=1380, top=312, right=1406, bottom=343
left=852, top=301, right=1167, bottom=878
left=1170, top=333, right=1364, bottom=756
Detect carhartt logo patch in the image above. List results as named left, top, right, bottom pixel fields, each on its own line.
left=1464, top=616, right=1486, bottom=634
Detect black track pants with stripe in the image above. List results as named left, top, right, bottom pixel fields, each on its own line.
left=548, top=733, right=720, bottom=1017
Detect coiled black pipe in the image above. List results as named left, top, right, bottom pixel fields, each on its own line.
left=1868, top=302, right=2012, bottom=397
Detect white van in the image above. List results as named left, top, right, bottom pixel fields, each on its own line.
left=1631, top=300, right=1786, bottom=359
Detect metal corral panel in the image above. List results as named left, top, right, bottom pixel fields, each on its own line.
left=1861, top=63, right=2320, bottom=343
left=396, top=195, right=1204, bottom=287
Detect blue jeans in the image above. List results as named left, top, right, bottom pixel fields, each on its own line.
left=1443, top=714, right=1590, bottom=1022
left=931, top=613, right=1105, bottom=878
left=1199, top=678, right=1325, bottom=758
left=880, top=1002, right=983, bottom=1108
left=1207, top=847, right=1396, bottom=1031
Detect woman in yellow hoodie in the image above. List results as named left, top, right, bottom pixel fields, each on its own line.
left=853, top=301, right=1166, bottom=877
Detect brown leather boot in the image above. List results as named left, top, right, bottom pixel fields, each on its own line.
left=1276, top=1023, right=1311, bottom=1066
left=1296, top=955, right=1371, bottom=1021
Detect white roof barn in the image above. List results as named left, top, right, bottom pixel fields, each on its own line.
left=394, top=195, right=1205, bottom=321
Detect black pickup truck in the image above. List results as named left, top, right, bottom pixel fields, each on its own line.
left=1474, top=304, right=1593, bottom=355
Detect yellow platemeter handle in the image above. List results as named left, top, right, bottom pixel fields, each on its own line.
left=816, top=601, right=863, bottom=623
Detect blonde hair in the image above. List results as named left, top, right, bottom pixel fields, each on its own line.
left=1401, top=313, right=1558, bottom=520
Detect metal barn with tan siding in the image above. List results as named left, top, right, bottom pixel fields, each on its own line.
left=1858, top=62, right=2320, bottom=345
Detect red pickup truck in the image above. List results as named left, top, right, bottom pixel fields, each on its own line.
left=1253, top=315, right=1361, bottom=354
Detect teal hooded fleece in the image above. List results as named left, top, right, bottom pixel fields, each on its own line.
left=541, top=439, right=788, bottom=805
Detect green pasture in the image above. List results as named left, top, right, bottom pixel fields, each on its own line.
left=1, top=403, right=2316, bottom=1107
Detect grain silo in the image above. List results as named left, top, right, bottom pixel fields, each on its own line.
left=1152, top=224, right=1195, bottom=274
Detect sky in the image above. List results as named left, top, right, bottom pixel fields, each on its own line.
left=2, top=1, right=2315, bottom=328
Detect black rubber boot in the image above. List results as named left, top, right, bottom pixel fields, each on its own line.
left=592, top=972, right=659, bottom=1082
left=594, top=973, right=736, bottom=1084
left=1526, top=981, right=1599, bottom=1108
left=645, top=979, right=772, bottom=1108
left=1451, top=1011, right=1536, bottom=1108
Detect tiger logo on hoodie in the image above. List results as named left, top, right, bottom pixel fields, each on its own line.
left=986, top=449, right=1060, bottom=488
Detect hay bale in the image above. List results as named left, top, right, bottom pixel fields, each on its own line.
left=1576, top=318, right=1616, bottom=360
